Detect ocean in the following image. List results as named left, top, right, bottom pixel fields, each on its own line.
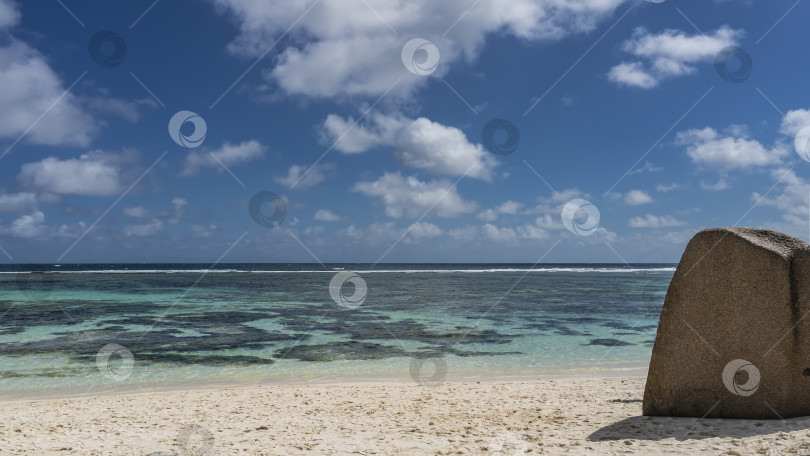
left=0, top=263, right=674, bottom=398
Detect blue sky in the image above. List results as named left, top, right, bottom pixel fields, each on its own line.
left=0, top=0, right=808, bottom=263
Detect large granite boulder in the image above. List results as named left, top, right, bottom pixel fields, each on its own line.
left=643, top=226, right=810, bottom=419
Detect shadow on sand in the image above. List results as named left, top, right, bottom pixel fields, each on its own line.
left=589, top=415, right=810, bottom=442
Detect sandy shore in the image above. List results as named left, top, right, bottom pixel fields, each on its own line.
left=2, top=376, right=809, bottom=455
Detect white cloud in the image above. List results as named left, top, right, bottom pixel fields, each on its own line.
left=482, top=224, right=519, bottom=243
left=780, top=109, right=810, bottom=137
left=336, top=221, right=400, bottom=245
left=8, top=210, right=45, bottom=238
left=448, top=225, right=479, bottom=242
left=0, top=0, right=19, bottom=30
left=84, top=94, right=154, bottom=124
left=191, top=224, right=219, bottom=238
left=609, top=26, right=741, bottom=88
left=656, top=183, right=681, bottom=192
left=608, top=62, right=657, bottom=89
left=18, top=153, right=122, bottom=196
left=478, top=200, right=523, bottom=221
left=352, top=172, right=477, bottom=218
left=676, top=127, right=787, bottom=169
left=753, top=168, right=810, bottom=236
left=0, top=191, right=36, bottom=213
left=700, top=178, right=729, bottom=191
left=0, top=40, right=96, bottom=146
left=395, top=117, right=497, bottom=180
left=322, top=114, right=498, bottom=180
left=181, top=140, right=266, bottom=176
left=0, top=209, right=87, bottom=239
left=525, top=188, right=589, bottom=222
left=628, top=214, right=686, bottom=228
left=314, top=209, right=340, bottom=222
left=624, top=190, right=653, bottom=205
left=212, top=0, right=626, bottom=99
left=122, top=197, right=186, bottom=236
left=123, top=220, right=163, bottom=237
left=629, top=161, right=662, bottom=175
left=404, top=221, right=442, bottom=243
left=275, top=163, right=333, bottom=190
left=322, top=111, right=407, bottom=154
left=482, top=219, right=549, bottom=243
left=123, top=206, right=149, bottom=218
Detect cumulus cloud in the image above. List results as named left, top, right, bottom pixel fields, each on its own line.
left=700, top=178, right=729, bottom=191
left=628, top=214, right=687, bottom=228
left=478, top=200, right=523, bottom=221
left=181, top=140, right=266, bottom=176
left=352, top=172, right=477, bottom=218
left=753, top=168, right=810, bottom=236
left=0, top=209, right=87, bottom=239
left=656, top=183, right=681, bottom=192
left=321, top=114, right=498, bottom=180
left=395, top=117, right=497, bottom=181
left=7, top=210, right=46, bottom=238
left=122, top=197, right=186, bottom=236
left=676, top=127, right=787, bottom=169
left=482, top=219, right=549, bottom=244
left=336, top=221, right=400, bottom=246
left=780, top=109, right=810, bottom=137
left=0, top=191, right=36, bottom=213
left=18, top=152, right=123, bottom=196
left=275, top=163, right=333, bottom=189
left=191, top=224, right=219, bottom=238
left=123, top=220, right=163, bottom=237
left=314, top=209, right=340, bottom=222
left=608, top=26, right=742, bottom=88
left=624, top=190, right=653, bottom=205
left=0, top=40, right=96, bottom=146
left=212, top=0, right=626, bottom=99
left=403, top=221, right=443, bottom=243
left=0, top=0, right=19, bottom=30
left=123, top=206, right=149, bottom=218
left=322, top=111, right=407, bottom=154
left=608, top=62, right=657, bottom=89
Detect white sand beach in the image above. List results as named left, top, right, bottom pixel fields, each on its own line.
left=1, top=376, right=809, bottom=455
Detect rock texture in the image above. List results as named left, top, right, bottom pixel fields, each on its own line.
left=643, top=226, right=810, bottom=419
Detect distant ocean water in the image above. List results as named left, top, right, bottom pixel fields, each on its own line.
left=0, top=263, right=674, bottom=398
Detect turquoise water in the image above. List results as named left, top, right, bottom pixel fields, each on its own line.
left=0, top=263, right=673, bottom=398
